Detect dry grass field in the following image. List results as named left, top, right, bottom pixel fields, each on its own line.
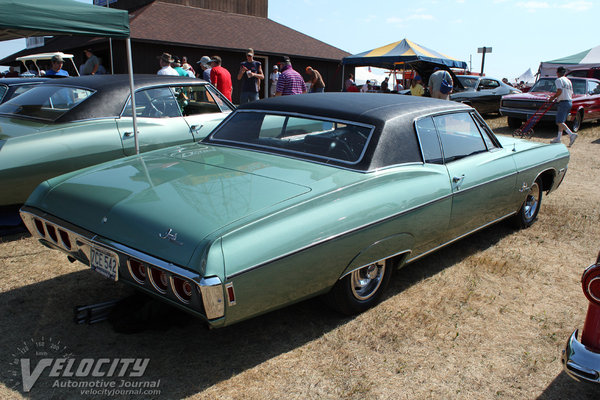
left=0, top=115, right=599, bottom=399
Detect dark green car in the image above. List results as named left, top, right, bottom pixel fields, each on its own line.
left=21, top=93, right=569, bottom=328
left=0, top=74, right=233, bottom=217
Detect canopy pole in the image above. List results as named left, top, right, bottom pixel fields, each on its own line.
left=125, top=38, right=139, bottom=155
left=341, top=65, right=345, bottom=91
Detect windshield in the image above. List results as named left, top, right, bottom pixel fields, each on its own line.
left=0, top=85, right=94, bottom=121
left=457, top=76, right=479, bottom=89
left=530, top=78, right=587, bottom=95
left=207, top=111, right=373, bottom=165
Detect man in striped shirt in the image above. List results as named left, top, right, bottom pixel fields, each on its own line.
left=275, top=57, right=307, bottom=96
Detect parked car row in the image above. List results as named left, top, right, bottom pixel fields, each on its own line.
left=0, top=74, right=234, bottom=214
left=2, top=77, right=595, bottom=383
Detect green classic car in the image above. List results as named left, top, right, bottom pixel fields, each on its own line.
left=21, top=93, right=569, bottom=328
left=0, top=74, right=233, bottom=220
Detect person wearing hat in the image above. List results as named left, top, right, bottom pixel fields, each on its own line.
left=197, top=56, right=212, bottom=81
left=171, top=56, right=187, bottom=77
left=157, top=52, right=178, bottom=76
left=81, top=49, right=99, bottom=75
left=269, top=65, right=281, bottom=97
left=410, top=75, right=424, bottom=96
left=237, top=48, right=264, bottom=104
left=45, top=55, right=69, bottom=77
left=209, top=56, right=232, bottom=101
left=275, top=56, right=306, bottom=96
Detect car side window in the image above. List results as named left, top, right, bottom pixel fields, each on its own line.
left=123, top=87, right=181, bottom=118
left=415, top=117, right=443, bottom=164
left=433, top=112, right=487, bottom=162
left=170, top=85, right=232, bottom=116
left=470, top=112, right=499, bottom=150
left=479, top=79, right=500, bottom=90
left=587, top=81, right=600, bottom=95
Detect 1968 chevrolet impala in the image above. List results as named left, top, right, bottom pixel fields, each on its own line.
left=20, top=93, right=570, bottom=328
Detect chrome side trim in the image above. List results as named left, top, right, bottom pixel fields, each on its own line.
left=226, top=192, right=453, bottom=279
left=405, top=211, right=517, bottom=264
left=198, top=277, right=225, bottom=319
left=562, top=329, right=600, bottom=383
left=340, top=250, right=412, bottom=279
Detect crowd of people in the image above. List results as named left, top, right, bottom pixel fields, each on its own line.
left=153, top=48, right=333, bottom=103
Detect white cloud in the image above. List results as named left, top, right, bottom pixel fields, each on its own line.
left=560, top=1, right=593, bottom=11
left=516, top=1, right=550, bottom=12
left=406, top=14, right=435, bottom=21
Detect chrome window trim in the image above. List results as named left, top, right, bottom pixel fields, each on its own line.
left=207, top=109, right=376, bottom=167
left=118, top=82, right=212, bottom=118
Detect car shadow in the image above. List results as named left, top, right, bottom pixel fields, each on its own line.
left=492, top=122, right=558, bottom=140
left=537, top=371, right=598, bottom=399
left=0, top=221, right=557, bottom=398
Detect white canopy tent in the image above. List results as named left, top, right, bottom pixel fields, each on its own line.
left=539, top=45, right=600, bottom=78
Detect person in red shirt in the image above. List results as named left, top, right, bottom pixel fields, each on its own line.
left=209, top=55, right=232, bottom=102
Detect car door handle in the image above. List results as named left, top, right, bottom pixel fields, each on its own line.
left=190, top=124, right=203, bottom=133
left=453, top=175, right=465, bottom=189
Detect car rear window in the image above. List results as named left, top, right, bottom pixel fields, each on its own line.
left=206, top=111, right=373, bottom=165
left=0, top=85, right=94, bottom=121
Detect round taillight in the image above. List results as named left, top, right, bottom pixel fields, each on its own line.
left=149, top=268, right=169, bottom=293
left=128, top=259, right=146, bottom=284
left=582, top=263, right=600, bottom=306
left=172, top=276, right=193, bottom=303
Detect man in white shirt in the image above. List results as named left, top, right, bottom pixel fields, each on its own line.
left=548, top=66, right=577, bottom=146
left=360, top=80, right=370, bottom=93
left=269, top=65, right=280, bottom=97
left=157, top=52, right=179, bottom=76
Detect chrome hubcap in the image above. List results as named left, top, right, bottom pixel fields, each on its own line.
left=350, top=262, right=385, bottom=301
left=524, top=182, right=540, bottom=220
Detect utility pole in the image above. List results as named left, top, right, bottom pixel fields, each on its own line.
left=477, top=47, right=492, bottom=76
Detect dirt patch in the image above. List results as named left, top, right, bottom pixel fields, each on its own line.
left=1, top=115, right=599, bottom=399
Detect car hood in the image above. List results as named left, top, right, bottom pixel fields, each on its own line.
left=502, top=91, right=584, bottom=101
left=29, top=145, right=315, bottom=268
left=0, top=116, right=47, bottom=140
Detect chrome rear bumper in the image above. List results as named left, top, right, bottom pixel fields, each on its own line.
left=562, top=329, right=600, bottom=383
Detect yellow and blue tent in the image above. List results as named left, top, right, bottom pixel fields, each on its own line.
left=342, top=38, right=467, bottom=69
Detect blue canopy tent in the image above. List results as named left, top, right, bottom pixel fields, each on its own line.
left=342, top=38, right=467, bottom=90
left=342, top=38, right=467, bottom=69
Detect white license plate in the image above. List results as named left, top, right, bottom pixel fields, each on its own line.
left=90, top=246, right=119, bottom=281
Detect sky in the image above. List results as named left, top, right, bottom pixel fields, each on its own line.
left=0, top=0, right=597, bottom=83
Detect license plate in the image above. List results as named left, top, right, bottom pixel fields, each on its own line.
left=90, top=246, right=119, bottom=281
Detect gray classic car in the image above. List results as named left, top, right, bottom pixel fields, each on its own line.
left=21, top=93, right=569, bottom=328
left=451, top=75, right=521, bottom=114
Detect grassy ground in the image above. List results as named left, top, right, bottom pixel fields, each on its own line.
left=1, top=115, right=599, bottom=399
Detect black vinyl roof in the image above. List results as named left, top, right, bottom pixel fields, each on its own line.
left=239, top=92, right=469, bottom=129
left=223, top=93, right=472, bottom=171
left=37, top=74, right=210, bottom=123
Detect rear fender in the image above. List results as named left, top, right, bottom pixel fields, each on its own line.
left=340, top=233, right=414, bottom=278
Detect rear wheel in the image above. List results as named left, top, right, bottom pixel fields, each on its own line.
left=570, top=110, right=583, bottom=133
left=512, top=178, right=542, bottom=229
left=508, top=116, right=522, bottom=129
left=326, top=260, right=393, bottom=315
